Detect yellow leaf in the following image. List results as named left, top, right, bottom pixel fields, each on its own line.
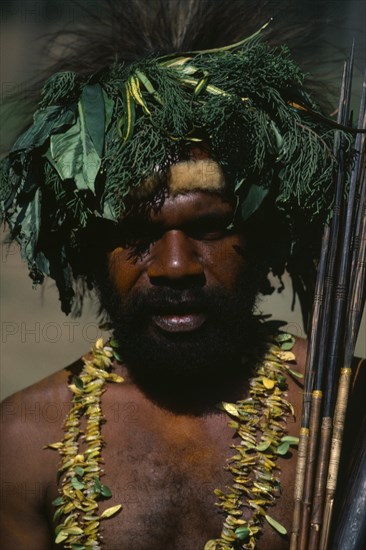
left=221, top=402, right=240, bottom=417
left=262, top=377, right=276, bottom=389
left=109, top=373, right=124, bottom=383
left=204, top=541, right=217, bottom=550
left=55, top=531, right=68, bottom=544
left=74, top=454, right=85, bottom=463
left=45, top=442, right=63, bottom=450
left=95, top=338, right=104, bottom=350
left=63, top=502, right=74, bottom=514
left=100, top=504, right=122, bottom=519
left=63, top=526, right=83, bottom=535
left=84, top=520, right=99, bottom=535
left=276, top=351, right=296, bottom=362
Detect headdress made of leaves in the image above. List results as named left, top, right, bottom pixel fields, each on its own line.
left=0, top=19, right=348, bottom=317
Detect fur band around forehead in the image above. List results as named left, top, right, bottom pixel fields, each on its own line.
left=168, top=160, right=227, bottom=195
left=0, top=30, right=352, bottom=315
left=132, top=160, right=227, bottom=200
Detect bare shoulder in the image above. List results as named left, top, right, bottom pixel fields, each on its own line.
left=1, top=358, right=83, bottom=442
left=0, top=359, right=82, bottom=550
left=0, top=357, right=88, bottom=495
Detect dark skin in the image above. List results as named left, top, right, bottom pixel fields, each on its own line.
left=0, top=186, right=309, bottom=550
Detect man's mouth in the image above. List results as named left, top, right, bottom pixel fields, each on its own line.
left=151, top=312, right=207, bottom=332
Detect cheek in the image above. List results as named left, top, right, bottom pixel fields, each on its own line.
left=107, top=247, right=145, bottom=296
left=199, top=236, right=246, bottom=287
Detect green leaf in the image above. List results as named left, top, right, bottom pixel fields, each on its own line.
left=94, top=477, right=102, bottom=493
left=280, top=341, right=295, bottom=351
left=74, top=466, right=85, bottom=477
left=48, top=111, right=101, bottom=193
left=289, top=369, right=304, bottom=379
left=53, top=506, right=64, bottom=523
left=11, top=106, right=74, bottom=152
left=81, top=84, right=105, bottom=156
left=73, top=376, right=84, bottom=391
left=103, top=90, right=115, bottom=131
left=72, top=545, right=86, bottom=550
left=77, top=97, right=102, bottom=191
left=276, top=333, right=292, bottom=343
left=234, top=177, right=245, bottom=193
left=135, top=70, right=163, bottom=104
left=52, top=496, right=64, bottom=507
left=265, top=514, right=287, bottom=535
left=281, top=436, right=299, bottom=445
left=241, top=184, right=270, bottom=221
left=235, top=526, right=250, bottom=540
left=277, top=375, right=287, bottom=389
left=276, top=442, right=290, bottom=455
left=113, top=350, right=124, bottom=363
left=101, top=484, right=112, bottom=498
left=256, top=440, right=271, bottom=451
left=18, top=187, right=42, bottom=261
left=71, top=477, right=85, bottom=490
left=109, top=339, right=120, bottom=349
left=270, top=121, right=284, bottom=153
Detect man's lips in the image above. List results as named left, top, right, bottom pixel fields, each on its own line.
left=151, top=312, right=207, bottom=332
left=142, top=297, right=209, bottom=333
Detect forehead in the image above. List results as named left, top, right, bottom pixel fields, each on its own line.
left=148, top=191, right=235, bottom=227
left=124, top=158, right=234, bottom=227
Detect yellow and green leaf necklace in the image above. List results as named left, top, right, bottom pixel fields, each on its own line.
left=48, top=332, right=300, bottom=549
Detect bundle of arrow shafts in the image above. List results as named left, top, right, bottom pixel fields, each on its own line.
left=290, top=45, right=366, bottom=550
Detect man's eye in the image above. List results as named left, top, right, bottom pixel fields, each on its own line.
left=186, top=221, right=232, bottom=241
left=121, top=226, right=162, bottom=260
left=117, top=222, right=162, bottom=248
left=127, top=229, right=153, bottom=244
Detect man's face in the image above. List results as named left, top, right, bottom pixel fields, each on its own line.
left=96, top=165, right=263, bottom=408
left=107, top=191, right=246, bottom=314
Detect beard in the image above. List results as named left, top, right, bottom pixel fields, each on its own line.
left=95, top=265, right=266, bottom=412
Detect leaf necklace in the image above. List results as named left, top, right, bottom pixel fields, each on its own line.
left=47, top=332, right=300, bottom=549
left=205, top=332, right=300, bottom=549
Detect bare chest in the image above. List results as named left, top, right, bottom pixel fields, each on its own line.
left=97, top=419, right=233, bottom=550
left=82, top=413, right=296, bottom=549
left=46, top=384, right=301, bottom=550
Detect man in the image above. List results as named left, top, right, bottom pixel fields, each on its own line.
left=0, top=2, right=364, bottom=549
left=0, top=159, right=308, bottom=549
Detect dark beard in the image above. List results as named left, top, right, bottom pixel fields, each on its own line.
left=96, top=269, right=266, bottom=413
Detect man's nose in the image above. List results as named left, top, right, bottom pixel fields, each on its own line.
left=147, top=230, right=205, bottom=286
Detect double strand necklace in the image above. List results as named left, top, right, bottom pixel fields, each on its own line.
left=47, top=332, right=300, bottom=549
